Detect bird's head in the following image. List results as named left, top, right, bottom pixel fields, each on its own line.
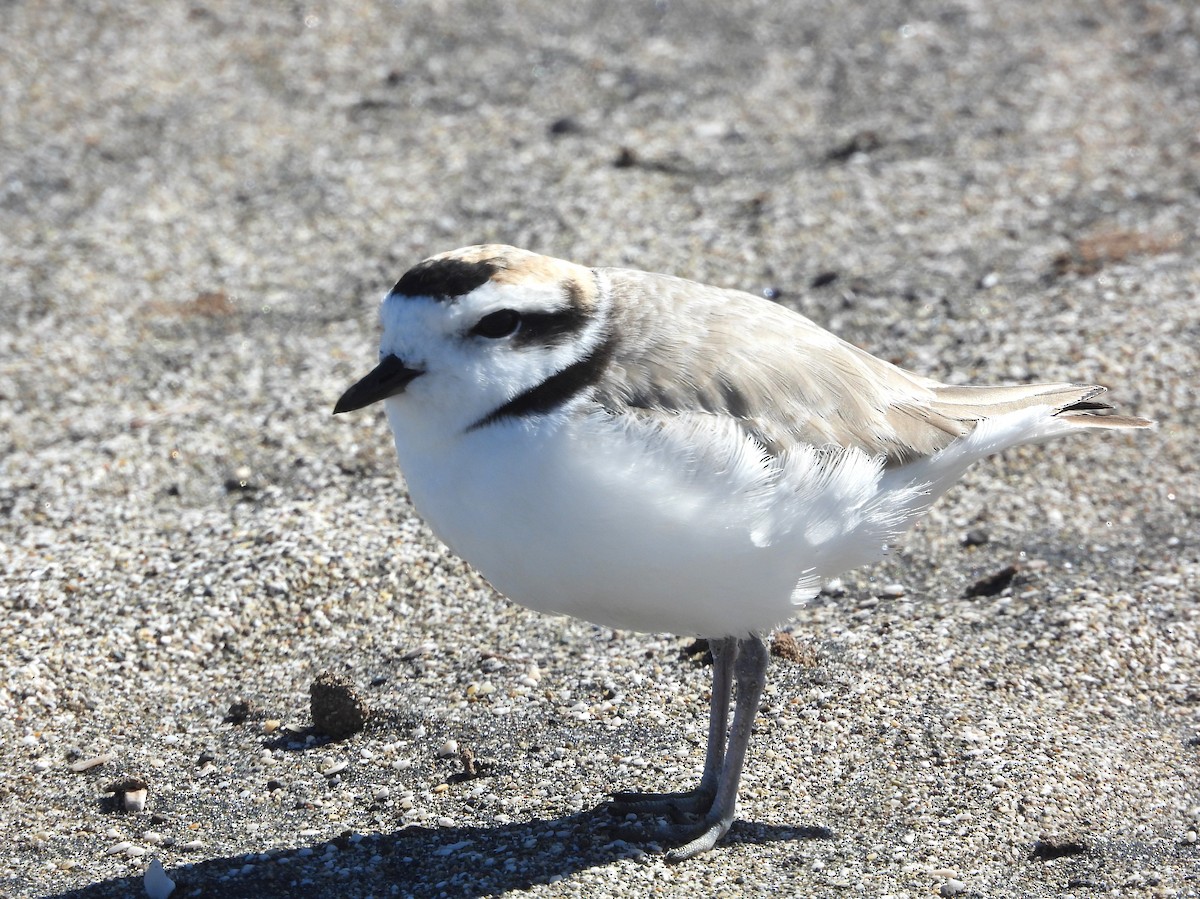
left=334, top=245, right=608, bottom=440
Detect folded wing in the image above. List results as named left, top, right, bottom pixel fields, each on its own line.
left=593, top=268, right=1152, bottom=464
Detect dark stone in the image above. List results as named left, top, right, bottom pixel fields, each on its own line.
left=310, top=670, right=371, bottom=739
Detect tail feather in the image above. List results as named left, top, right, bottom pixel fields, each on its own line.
left=926, top=382, right=1153, bottom=431
left=1055, top=410, right=1155, bottom=430
left=881, top=392, right=1150, bottom=538
left=1051, top=386, right=1154, bottom=430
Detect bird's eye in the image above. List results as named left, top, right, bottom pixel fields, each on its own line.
left=471, top=309, right=521, bottom=339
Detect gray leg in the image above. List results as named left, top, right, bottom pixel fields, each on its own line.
left=609, top=636, right=736, bottom=817
left=695, top=635, right=736, bottom=798
left=666, top=634, right=768, bottom=861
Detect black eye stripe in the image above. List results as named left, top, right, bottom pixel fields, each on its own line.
left=509, top=306, right=590, bottom=346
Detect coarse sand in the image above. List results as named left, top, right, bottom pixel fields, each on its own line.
left=2, top=2, right=1197, bottom=897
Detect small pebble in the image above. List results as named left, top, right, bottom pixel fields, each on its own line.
left=769, top=631, right=817, bottom=665
left=437, top=739, right=458, bottom=758
left=70, top=752, right=117, bottom=773
left=225, top=699, right=253, bottom=724
left=821, top=578, right=846, bottom=595
left=310, top=670, right=371, bottom=739
left=104, top=776, right=149, bottom=813
left=941, top=879, right=967, bottom=897
left=963, top=528, right=990, bottom=546
left=124, top=788, right=148, bottom=813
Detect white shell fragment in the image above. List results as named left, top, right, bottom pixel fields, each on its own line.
left=123, top=788, right=148, bottom=813
left=70, top=752, right=117, bottom=773
left=321, top=760, right=348, bottom=777
left=144, top=857, right=176, bottom=899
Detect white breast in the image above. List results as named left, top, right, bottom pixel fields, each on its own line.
left=386, top=401, right=941, bottom=637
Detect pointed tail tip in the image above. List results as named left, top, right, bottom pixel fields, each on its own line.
left=1056, top=411, right=1156, bottom=430
left=1055, top=386, right=1154, bottom=430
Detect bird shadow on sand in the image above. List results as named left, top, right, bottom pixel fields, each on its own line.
left=43, top=807, right=832, bottom=898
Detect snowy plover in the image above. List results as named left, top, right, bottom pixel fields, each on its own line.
left=335, top=245, right=1151, bottom=859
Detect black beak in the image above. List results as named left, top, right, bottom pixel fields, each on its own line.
left=333, top=355, right=423, bottom=414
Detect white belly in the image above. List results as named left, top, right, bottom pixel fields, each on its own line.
left=386, top=404, right=942, bottom=637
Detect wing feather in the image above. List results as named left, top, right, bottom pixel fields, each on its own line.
left=590, top=268, right=1149, bottom=464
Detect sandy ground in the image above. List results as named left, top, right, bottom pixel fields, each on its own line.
left=2, top=1, right=1198, bottom=896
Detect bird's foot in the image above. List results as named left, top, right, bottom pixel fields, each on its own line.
left=663, top=812, right=735, bottom=862
left=606, top=810, right=735, bottom=861
left=607, top=786, right=715, bottom=821
left=605, top=786, right=735, bottom=859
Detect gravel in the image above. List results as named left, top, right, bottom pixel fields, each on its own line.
left=2, top=1, right=1198, bottom=897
